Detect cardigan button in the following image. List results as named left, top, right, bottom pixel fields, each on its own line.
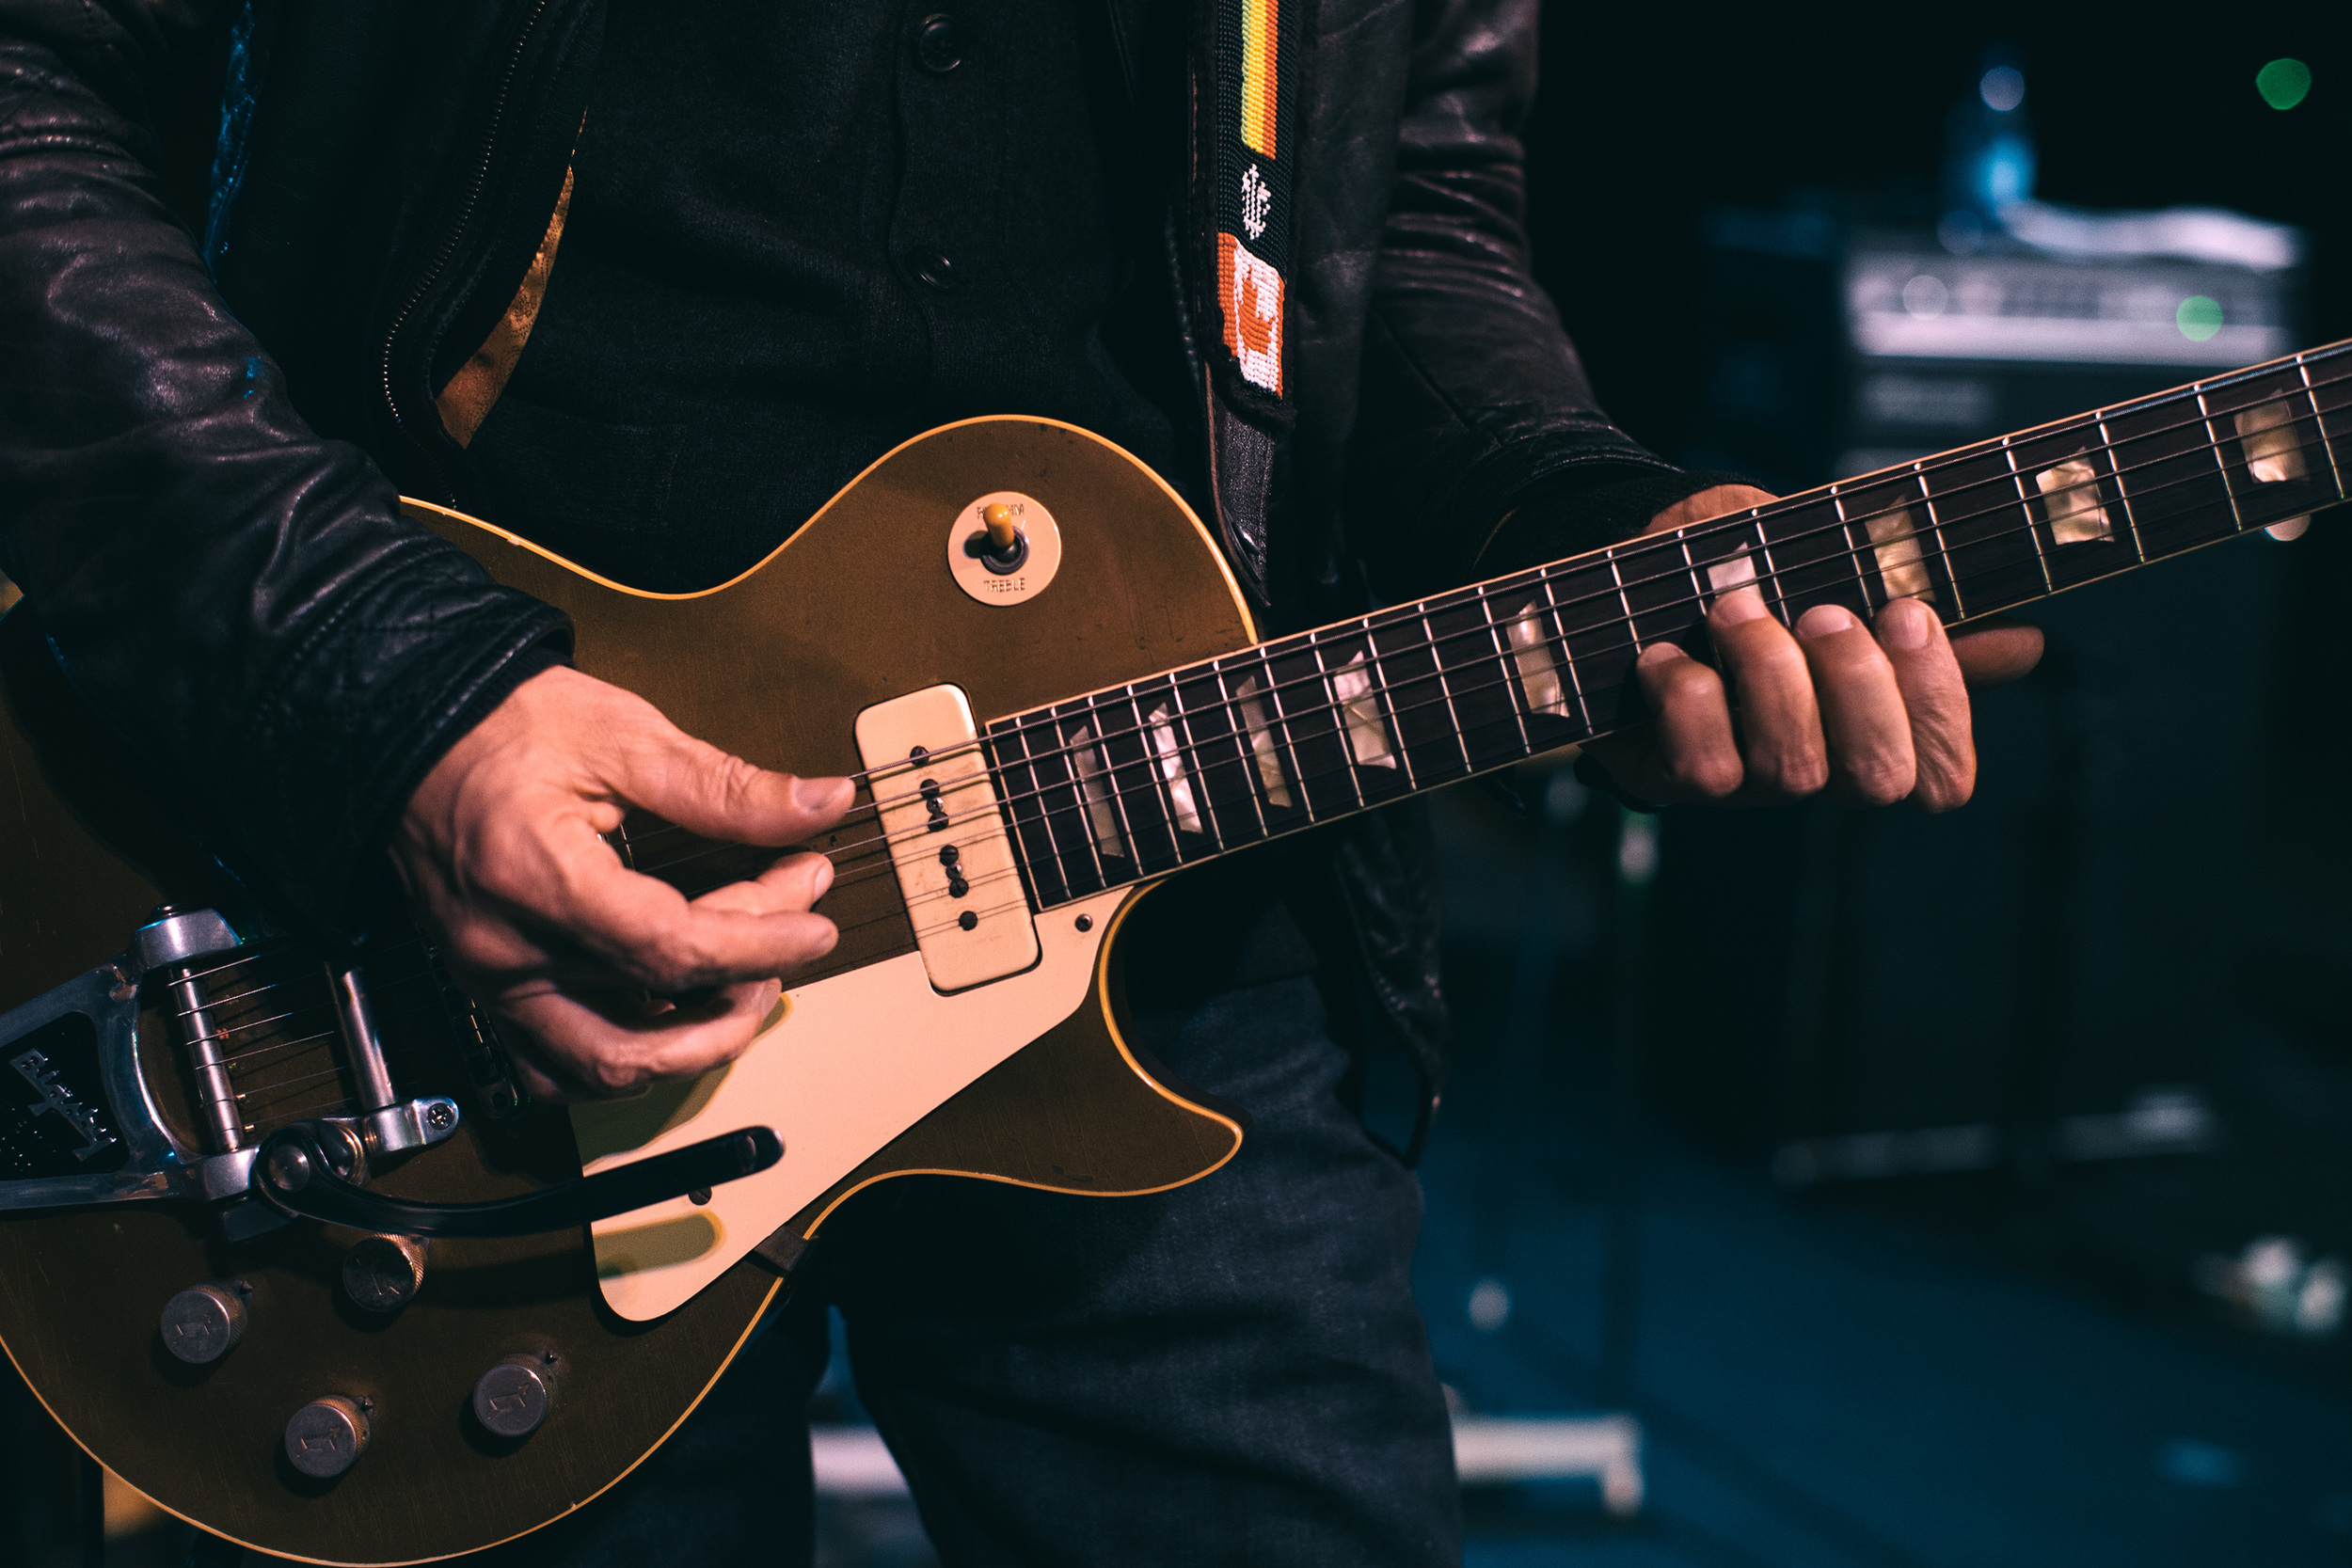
left=915, top=14, right=963, bottom=74
left=908, top=248, right=963, bottom=293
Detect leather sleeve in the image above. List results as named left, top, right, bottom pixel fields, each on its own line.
left=0, top=0, right=570, bottom=949
left=1343, top=0, right=1680, bottom=600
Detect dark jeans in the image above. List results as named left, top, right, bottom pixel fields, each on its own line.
left=475, top=975, right=1459, bottom=1566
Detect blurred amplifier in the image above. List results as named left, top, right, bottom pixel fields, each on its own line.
left=1690, top=208, right=2304, bottom=487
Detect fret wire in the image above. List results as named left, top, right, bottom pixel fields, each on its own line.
left=1164, top=673, right=1226, bottom=855
left=1117, top=360, right=2347, bottom=754
left=1000, top=452, right=2341, bottom=913
left=1914, top=463, right=1967, bottom=620
left=997, top=721, right=1063, bottom=904
left=2195, top=388, right=2248, bottom=535
left=1209, top=658, right=1271, bottom=840
left=1057, top=704, right=1113, bottom=892
left=1827, top=483, right=1877, bottom=612
left=1367, top=629, right=1421, bottom=792
left=1095, top=688, right=1152, bottom=869
left=1004, top=721, right=1081, bottom=906
left=664, top=342, right=2352, bottom=857
left=1421, top=605, right=1473, bottom=776
left=1676, top=531, right=1710, bottom=627
left=2098, top=415, right=2150, bottom=566
left=1116, top=681, right=1182, bottom=863
left=1606, top=551, right=1636, bottom=655
left=1475, top=581, right=1537, bottom=755
left=981, top=729, right=1043, bottom=906
left=955, top=413, right=2333, bottom=893
left=2300, top=356, right=2345, bottom=499
left=1250, top=643, right=1311, bottom=818
left=1307, top=633, right=1367, bottom=814
left=1538, top=570, right=1594, bottom=736
left=1753, top=508, right=1791, bottom=627
left=2002, top=437, right=2057, bottom=594
left=972, top=388, right=2351, bottom=838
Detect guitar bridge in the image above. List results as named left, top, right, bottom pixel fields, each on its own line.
left=854, top=685, right=1040, bottom=991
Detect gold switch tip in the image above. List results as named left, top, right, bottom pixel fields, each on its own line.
left=982, top=502, right=1020, bottom=551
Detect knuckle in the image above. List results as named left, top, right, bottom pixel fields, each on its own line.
left=1663, top=665, right=1720, bottom=705
left=633, top=936, right=706, bottom=993
left=710, top=752, right=766, bottom=816
left=1848, top=756, right=1914, bottom=806
left=1762, top=752, right=1829, bottom=799
left=1670, top=752, right=1742, bottom=800
left=588, top=1059, right=645, bottom=1096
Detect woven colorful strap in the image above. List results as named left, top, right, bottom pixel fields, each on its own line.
left=1203, top=0, right=1295, bottom=414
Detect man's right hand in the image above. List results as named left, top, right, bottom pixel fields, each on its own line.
left=389, top=665, right=853, bottom=1101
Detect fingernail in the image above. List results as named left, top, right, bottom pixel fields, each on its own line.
left=796, top=776, right=851, bottom=813
left=1882, top=597, right=1931, bottom=651
left=809, top=856, right=835, bottom=898
left=1712, top=586, right=1767, bottom=626
left=1637, top=642, right=1682, bottom=666
left=1797, top=604, right=1856, bottom=640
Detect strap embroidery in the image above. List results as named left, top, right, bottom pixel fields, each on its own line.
left=1206, top=0, right=1295, bottom=407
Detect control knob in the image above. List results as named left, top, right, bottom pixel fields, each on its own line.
left=284, top=1395, right=372, bottom=1479
left=159, top=1281, right=248, bottom=1366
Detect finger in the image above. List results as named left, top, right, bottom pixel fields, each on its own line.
left=1950, top=617, right=2043, bottom=688
left=529, top=831, right=841, bottom=990
left=500, top=975, right=786, bottom=1099
left=1627, top=641, right=1743, bottom=801
left=1794, top=604, right=1915, bottom=806
left=1874, top=598, right=1975, bottom=812
left=611, top=713, right=854, bottom=847
left=1645, top=483, right=1779, bottom=534
left=691, top=850, right=835, bottom=917
left=1707, top=587, right=1827, bottom=801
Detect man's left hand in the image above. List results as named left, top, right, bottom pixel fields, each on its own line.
left=1580, top=484, right=2044, bottom=813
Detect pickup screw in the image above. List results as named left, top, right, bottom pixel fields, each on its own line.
left=959, top=911, right=978, bottom=931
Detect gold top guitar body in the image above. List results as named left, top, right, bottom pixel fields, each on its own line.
left=0, top=336, right=2344, bottom=1560
left=0, top=419, right=1253, bottom=1563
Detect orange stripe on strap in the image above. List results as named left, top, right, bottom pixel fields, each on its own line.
left=1240, top=0, right=1277, bottom=159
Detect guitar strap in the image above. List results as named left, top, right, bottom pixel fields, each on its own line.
left=1188, top=0, right=1300, bottom=609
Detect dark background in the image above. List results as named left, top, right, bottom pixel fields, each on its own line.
left=8, top=5, right=2352, bottom=1565
left=1525, top=2, right=2350, bottom=455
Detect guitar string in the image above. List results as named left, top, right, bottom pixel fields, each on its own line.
left=168, top=413, right=2346, bottom=1030
left=616, top=389, right=2351, bottom=869
left=154, top=445, right=2343, bottom=1051
left=152, top=478, right=2337, bottom=1118
left=612, top=343, right=2352, bottom=849
left=622, top=415, right=2351, bottom=900
left=613, top=423, right=2311, bottom=931
left=934, top=405, right=2351, bottom=814
left=142, top=399, right=2351, bottom=1018
left=612, top=354, right=2352, bottom=852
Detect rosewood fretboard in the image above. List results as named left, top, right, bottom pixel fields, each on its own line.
left=986, top=341, right=2352, bottom=907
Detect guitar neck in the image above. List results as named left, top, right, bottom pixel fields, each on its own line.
left=987, top=340, right=2352, bottom=907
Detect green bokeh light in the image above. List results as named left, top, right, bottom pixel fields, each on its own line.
left=2257, top=58, right=2312, bottom=111
left=2178, top=295, right=2224, bottom=342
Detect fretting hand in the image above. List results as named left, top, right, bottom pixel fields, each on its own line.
left=1580, top=484, right=2044, bottom=811
left=389, top=665, right=853, bottom=1101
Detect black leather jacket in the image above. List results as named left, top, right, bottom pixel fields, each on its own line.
left=0, top=0, right=1702, bottom=1119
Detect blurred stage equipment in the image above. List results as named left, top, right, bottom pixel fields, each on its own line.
left=1691, top=202, right=2303, bottom=491
left=1661, top=80, right=2322, bottom=1305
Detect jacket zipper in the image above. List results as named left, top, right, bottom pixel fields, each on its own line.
left=377, top=0, right=559, bottom=503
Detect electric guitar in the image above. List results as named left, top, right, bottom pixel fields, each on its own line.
left=0, top=341, right=2344, bottom=1563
